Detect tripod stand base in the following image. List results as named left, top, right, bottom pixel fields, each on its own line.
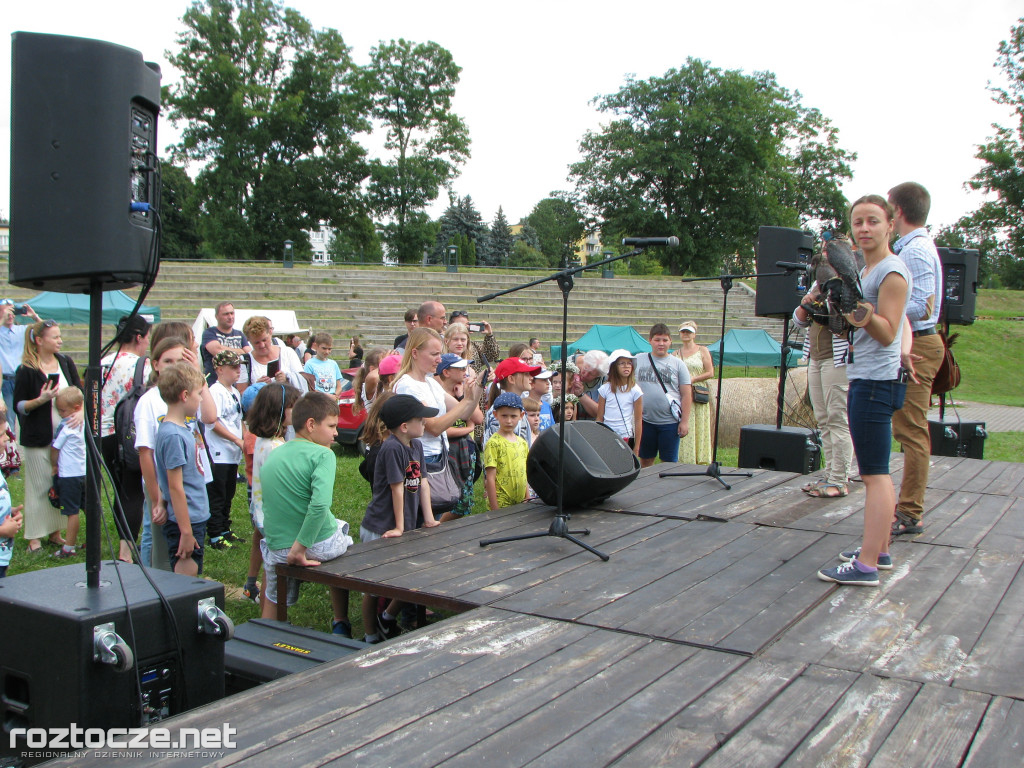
left=659, top=461, right=753, bottom=490
left=480, top=514, right=610, bottom=561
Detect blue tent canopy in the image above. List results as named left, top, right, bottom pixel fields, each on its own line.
left=550, top=324, right=652, bottom=360
left=13, top=291, right=161, bottom=326
left=707, top=329, right=802, bottom=367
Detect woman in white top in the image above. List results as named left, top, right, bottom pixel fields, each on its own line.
left=241, top=316, right=307, bottom=392
left=392, top=328, right=481, bottom=462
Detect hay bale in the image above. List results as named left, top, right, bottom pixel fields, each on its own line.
left=711, top=368, right=816, bottom=448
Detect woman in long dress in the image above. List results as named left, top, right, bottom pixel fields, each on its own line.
left=675, top=321, right=714, bottom=464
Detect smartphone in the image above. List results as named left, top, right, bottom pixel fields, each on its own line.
left=467, top=322, right=485, bottom=333
left=47, top=373, right=60, bottom=388
left=266, top=359, right=280, bottom=378
left=479, top=368, right=490, bottom=390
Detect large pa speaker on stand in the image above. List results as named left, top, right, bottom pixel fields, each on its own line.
left=937, top=247, right=979, bottom=325
left=754, top=227, right=814, bottom=318
left=9, top=32, right=161, bottom=292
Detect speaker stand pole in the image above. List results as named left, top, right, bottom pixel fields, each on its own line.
left=658, top=272, right=782, bottom=489
left=477, top=250, right=643, bottom=560
left=85, top=281, right=104, bottom=587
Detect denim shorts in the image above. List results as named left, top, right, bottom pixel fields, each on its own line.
left=57, top=475, right=85, bottom=516
left=164, top=519, right=207, bottom=574
left=847, top=378, right=907, bottom=476
left=639, top=421, right=679, bottom=463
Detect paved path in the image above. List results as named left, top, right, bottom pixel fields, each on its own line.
left=933, top=400, right=1024, bottom=432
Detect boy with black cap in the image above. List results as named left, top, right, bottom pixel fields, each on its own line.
left=360, top=393, right=441, bottom=642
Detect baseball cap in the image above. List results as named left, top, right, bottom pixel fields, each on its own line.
left=606, top=349, right=636, bottom=367
left=493, top=392, right=524, bottom=411
left=213, top=349, right=242, bottom=367
left=378, top=354, right=402, bottom=376
left=493, top=357, right=542, bottom=382
left=240, top=381, right=266, bottom=412
left=534, top=368, right=555, bottom=380
left=436, top=352, right=469, bottom=376
left=381, top=394, right=439, bottom=430
left=678, top=322, right=697, bottom=333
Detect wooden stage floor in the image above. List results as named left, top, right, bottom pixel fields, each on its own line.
left=57, top=454, right=1024, bottom=766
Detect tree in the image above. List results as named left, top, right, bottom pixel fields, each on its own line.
left=525, top=195, right=586, bottom=268
left=327, top=214, right=383, bottom=263
left=159, top=161, right=203, bottom=260
left=514, top=221, right=542, bottom=252
left=570, top=59, right=855, bottom=275
left=434, top=195, right=490, bottom=264
left=489, top=207, right=514, bottom=266
left=365, top=39, right=471, bottom=263
left=957, top=19, right=1024, bottom=288
left=510, top=240, right=550, bottom=269
left=164, top=0, right=371, bottom=260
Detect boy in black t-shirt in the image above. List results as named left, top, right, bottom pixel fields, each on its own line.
left=359, top=395, right=439, bottom=643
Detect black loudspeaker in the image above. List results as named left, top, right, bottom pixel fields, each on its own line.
left=929, top=418, right=986, bottom=459
left=937, top=247, right=979, bottom=325
left=755, top=226, right=814, bottom=318
left=738, top=424, right=821, bottom=474
left=9, top=32, right=161, bottom=293
left=0, top=564, right=228, bottom=765
left=527, top=421, right=640, bottom=508
left=224, top=619, right=369, bottom=696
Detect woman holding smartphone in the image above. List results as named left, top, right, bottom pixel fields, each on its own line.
left=241, top=316, right=307, bottom=391
left=818, top=195, right=911, bottom=587
left=14, top=319, right=82, bottom=552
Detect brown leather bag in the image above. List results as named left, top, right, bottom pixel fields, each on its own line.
left=931, top=331, right=961, bottom=396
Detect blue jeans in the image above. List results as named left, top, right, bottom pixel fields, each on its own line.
left=847, top=378, right=907, bottom=476
left=639, top=421, right=680, bottom=463
left=2, top=377, right=15, bottom=435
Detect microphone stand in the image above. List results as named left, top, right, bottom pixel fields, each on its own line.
left=658, top=269, right=791, bottom=489
left=478, top=248, right=645, bottom=561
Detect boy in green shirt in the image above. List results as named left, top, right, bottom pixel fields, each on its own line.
left=259, top=391, right=354, bottom=633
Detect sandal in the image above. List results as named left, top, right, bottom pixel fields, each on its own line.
left=801, top=480, right=825, bottom=494
left=806, top=482, right=849, bottom=498
left=891, top=509, right=924, bottom=536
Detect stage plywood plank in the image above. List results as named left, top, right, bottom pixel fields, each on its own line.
left=961, top=697, right=1024, bottom=767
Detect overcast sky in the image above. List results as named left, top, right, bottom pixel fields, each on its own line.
left=2, top=1, right=1021, bottom=235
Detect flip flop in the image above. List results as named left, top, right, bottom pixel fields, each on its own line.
left=806, top=482, right=849, bottom=498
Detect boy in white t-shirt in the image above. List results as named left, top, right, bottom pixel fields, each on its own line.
left=204, top=350, right=246, bottom=550
left=50, top=387, right=86, bottom=558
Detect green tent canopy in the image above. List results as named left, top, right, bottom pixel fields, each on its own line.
left=13, top=291, right=161, bottom=326
left=550, top=324, right=653, bottom=360
left=707, top=329, right=802, bottom=368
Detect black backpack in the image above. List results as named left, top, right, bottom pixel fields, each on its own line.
left=113, top=357, right=148, bottom=472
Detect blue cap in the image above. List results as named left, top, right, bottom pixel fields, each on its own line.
left=241, top=381, right=266, bottom=413
left=493, top=392, right=524, bottom=411
left=436, top=352, right=469, bottom=376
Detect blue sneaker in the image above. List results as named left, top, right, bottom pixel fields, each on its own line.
left=839, top=547, right=892, bottom=570
left=817, top=560, right=879, bottom=586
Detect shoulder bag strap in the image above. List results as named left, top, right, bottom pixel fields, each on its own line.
left=648, top=354, right=669, bottom=394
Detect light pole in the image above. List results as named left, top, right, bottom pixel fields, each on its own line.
left=283, top=239, right=294, bottom=269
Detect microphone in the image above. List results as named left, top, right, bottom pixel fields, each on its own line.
left=775, top=261, right=809, bottom=271
left=621, top=236, right=680, bottom=247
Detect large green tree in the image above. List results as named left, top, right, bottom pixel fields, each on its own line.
left=525, top=195, right=586, bottom=268
left=364, top=39, right=470, bottom=263
left=164, top=0, right=370, bottom=260
left=489, top=207, right=514, bottom=266
left=433, top=195, right=489, bottom=265
left=159, top=161, right=203, bottom=260
left=570, top=59, right=854, bottom=275
left=952, top=19, right=1024, bottom=288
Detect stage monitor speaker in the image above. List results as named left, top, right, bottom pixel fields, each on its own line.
left=755, top=226, right=814, bottom=318
left=929, top=418, right=986, bottom=459
left=937, top=247, right=979, bottom=325
left=738, top=424, right=821, bottom=474
left=9, top=32, right=161, bottom=293
left=527, top=421, right=640, bottom=508
left=0, top=563, right=228, bottom=765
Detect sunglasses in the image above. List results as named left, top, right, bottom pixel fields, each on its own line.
left=28, top=320, right=57, bottom=343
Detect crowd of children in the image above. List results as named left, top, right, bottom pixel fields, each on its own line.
left=0, top=312, right=635, bottom=646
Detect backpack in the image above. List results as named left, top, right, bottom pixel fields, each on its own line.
left=113, top=357, right=148, bottom=472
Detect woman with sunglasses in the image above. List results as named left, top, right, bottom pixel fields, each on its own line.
left=13, top=319, right=82, bottom=552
